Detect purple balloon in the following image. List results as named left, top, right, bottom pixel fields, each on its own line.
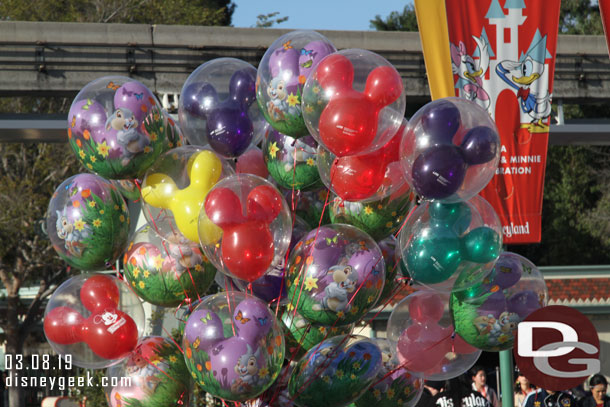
left=208, top=337, right=265, bottom=390
left=305, top=227, right=346, bottom=272
left=411, top=145, right=467, bottom=199
left=478, top=291, right=507, bottom=319
left=347, top=248, right=383, bottom=280
left=184, top=308, right=224, bottom=350
left=68, top=99, right=107, bottom=137
left=113, top=81, right=156, bottom=123
left=269, top=40, right=335, bottom=93
left=507, top=290, right=541, bottom=319
left=233, top=298, right=273, bottom=343
left=193, top=70, right=256, bottom=158
left=421, top=100, right=461, bottom=143
left=460, top=126, right=498, bottom=165
left=491, top=254, right=523, bottom=289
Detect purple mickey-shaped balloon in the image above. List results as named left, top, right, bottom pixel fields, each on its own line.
left=412, top=144, right=467, bottom=200
left=421, top=100, right=461, bottom=143
left=68, top=99, right=107, bottom=138
left=181, top=81, right=210, bottom=117
left=460, top=126, right=499, bottom=165
left=233, top=298, right=273, bottom=344
left=184, top=307, right=225, bottom=350
left=507, top=290, right=541, bottom=319
left=113, top=81, right=156, bottom=123
left=199, top=70, right=256, bottom=158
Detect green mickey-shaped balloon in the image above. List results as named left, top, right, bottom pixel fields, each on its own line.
left=404, top=225, right=462, bottom=284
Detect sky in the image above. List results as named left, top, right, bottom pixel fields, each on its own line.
left=232, top=0, right=414, bottom=31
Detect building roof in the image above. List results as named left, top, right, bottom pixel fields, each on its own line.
left=546, top=277, right=610, bottom=306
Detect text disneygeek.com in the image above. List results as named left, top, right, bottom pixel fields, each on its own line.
left=5, top=372, right=131, bottom=391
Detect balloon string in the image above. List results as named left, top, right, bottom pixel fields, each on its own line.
left=224, top=277, right=237, bottom=337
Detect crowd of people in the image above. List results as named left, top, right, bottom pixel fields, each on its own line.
left=416, top=366, right=609, bottom=407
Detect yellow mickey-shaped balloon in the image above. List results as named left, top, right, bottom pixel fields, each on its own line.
left=141, top=150, right=223, bottom=244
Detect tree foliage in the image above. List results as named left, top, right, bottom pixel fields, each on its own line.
left=0, top=0, right=235, bottom=25
left=369, top=4, right=418, bottom=32
left=255, top=11, right=288, bottom=28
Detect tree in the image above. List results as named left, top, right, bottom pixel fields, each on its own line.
left=370, top=4, right=418, bottom=32
left=255, top=11, right=288, bottom=28
left=0, top=0, right=235, bottom=25
left=0, top=142, right=79, bottom=407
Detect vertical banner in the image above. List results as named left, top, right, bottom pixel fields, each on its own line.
left=441, top=0, right=561, bottom=244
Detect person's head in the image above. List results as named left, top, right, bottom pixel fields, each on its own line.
left=470, top=365, right=487, bottom=388
left=589, top=374, right=608, bottom=403
left=515, top=371, right=531, bottom=392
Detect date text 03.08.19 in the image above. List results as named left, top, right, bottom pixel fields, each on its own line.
left=4, top=354, right=72, bottom=371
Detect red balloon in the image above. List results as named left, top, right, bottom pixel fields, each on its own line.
left=409, top=292, right=444, bottom=323
left=247, top=185, right=282, bottom=222
left=44, top=306, right=84, bottom=345
left=329, top=132, right=402, bottom=201
left=221, top=221, right=275, bottom=282
left=206, top=186, right=282, bottom=282
left=80, top=274, right=119, bottom=312
left=316, top=54, right=403, bottom=157
left=205, top=187, right=246, bottom=228
left=44, top=275, right=139, bottom=360
left=80, top=308, right=139, bottom=360
left=236, top=149, right=269, bottom=179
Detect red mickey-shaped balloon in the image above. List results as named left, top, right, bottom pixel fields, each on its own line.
left=316, top=53, right=403, bottom=157
left=44, top=275, right=139, bottom=361
left=329, top=130, right=402, bottom=201
left=205, top=185, right=283, bottom=282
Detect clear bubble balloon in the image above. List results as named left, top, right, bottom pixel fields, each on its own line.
left=355, top=338, right=424, bottom=407
left=288, top=335, right=382, bottom=407
left=182, top=291, right=285, bottom=402
left=399, top=97, right=500, bottom=202
left=263, top=124, right=322, bottom=191
left=317, top=120, right=409, bottom=202
left=398, top=195, right=502, bottom=292
left=106, top=336, right=190, bottom=407
left=123, top=225, right=217, bottom=307
left=285, top=224, right=385, bottom=326
left=450, top=252, right=548, bottom=352
left=256, top=30, right=336, bottom=138
left=68, top=76, right=182, bottom=179
left=141, top=146, right=234, bottom=244
left=303, top=49, right=405, bottom=157
left=386, top=290, right=481, bottom=381
left=47, top=173, right=130, bottom=270
left=179, top=58, right=264, bottom=158
left=43, top=274, right=145, bottom=369
left=199, top=174, right=292, bottom=282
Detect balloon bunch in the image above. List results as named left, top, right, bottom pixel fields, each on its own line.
left=41, top=28, right=554, bottom=407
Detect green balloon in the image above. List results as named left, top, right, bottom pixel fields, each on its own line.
left=461, top=226, right=501, bottom=263
left=428, top=201, right=472, bottom=235
left=405, top=225, right=462, bottom=284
